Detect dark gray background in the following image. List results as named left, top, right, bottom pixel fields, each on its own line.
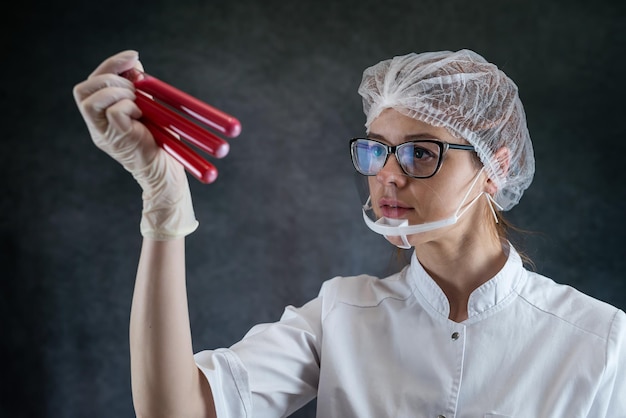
left=1, top=0, right=624, bottom=416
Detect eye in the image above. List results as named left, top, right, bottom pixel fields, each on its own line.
left=371, top=143, right=385, bottom=158
left=413, top=145, right=436, bottom=160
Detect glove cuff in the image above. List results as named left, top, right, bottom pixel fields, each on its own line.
left=134, top=151, right=199, bottom=240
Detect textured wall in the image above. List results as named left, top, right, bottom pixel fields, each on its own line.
left=1, top=0, right=624, bottom=416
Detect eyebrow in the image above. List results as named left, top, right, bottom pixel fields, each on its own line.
left=366, top=132, right=442, bottom=142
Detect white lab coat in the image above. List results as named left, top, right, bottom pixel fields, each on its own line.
left=195, top=245, right=626, bottom=417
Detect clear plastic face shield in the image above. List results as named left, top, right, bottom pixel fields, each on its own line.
left=350, top=137, right=502, bottom=249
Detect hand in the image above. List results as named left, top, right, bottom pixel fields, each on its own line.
left=73, top=50, right=198, bottom=239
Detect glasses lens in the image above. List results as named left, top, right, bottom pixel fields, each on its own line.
left=352, top=139, right=387, bottom=175
left=397, top=141, right=442, bottom=178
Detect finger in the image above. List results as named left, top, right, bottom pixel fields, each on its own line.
left=78, top=86, right=137, bottom=133
left=106, top=98, right=142, bottom=134
left=88, top=50, right=140, bottom=79
left=96, top=117, right=158, bottom=170
left=94, top=100, right=153, bottom=159
left=102, top=115, right=160, bottom=170
left=73, top=72, right=134, bottom=104
left=135, top=59, right=145, bottom=73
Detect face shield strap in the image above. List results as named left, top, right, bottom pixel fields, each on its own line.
left=486, top=193, right=503, bottom=223
left=361, top=168, right=489, bottom=249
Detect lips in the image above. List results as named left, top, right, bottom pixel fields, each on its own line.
left=378, top=198, right=413, bottom=218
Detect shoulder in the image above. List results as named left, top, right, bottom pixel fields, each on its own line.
left=318, top=266, right=414, bottom=312
left=517, top=271, right=624, bottom=341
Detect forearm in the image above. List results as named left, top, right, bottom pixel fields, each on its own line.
left=74, top=50, right=212, bottom=416
left=130, top=237, right=215, bottom=417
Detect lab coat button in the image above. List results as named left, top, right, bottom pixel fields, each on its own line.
left=451, top=332, right=460, bottom=340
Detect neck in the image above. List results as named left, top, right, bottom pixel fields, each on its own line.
left=414, top=225, right=507, bottom=322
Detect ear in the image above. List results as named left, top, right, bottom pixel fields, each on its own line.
left=484, top=147, right=510, bottom=195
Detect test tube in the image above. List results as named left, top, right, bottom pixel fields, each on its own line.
left=123, top=68, right=242, bottom=138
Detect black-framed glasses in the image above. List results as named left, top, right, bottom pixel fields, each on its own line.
left=350, top=137, right=475, bottom=179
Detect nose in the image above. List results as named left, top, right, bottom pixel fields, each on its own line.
left=376, top=154, right=408, bottom=187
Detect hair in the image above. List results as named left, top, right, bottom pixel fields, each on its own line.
left=469, top=148, right=536, bottom=271
left=494, top=211, right=536, bottom=271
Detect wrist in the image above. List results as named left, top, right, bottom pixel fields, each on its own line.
left=136, top=153, right=199, bottom=240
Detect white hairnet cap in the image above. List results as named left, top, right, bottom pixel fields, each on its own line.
left=358, top=49, right=535, bottom=211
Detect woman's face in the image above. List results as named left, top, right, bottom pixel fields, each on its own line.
left=367, top=108, right=486, bottom=246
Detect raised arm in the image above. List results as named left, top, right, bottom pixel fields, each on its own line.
left=130, top=238, right=215, bottom=417
left=73, top=50, right=216, bottom=417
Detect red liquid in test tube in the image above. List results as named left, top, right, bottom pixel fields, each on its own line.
left=144, top=120, right=218, bottom=184
left=126, top=69, right=242, bottom=138
left=120, top=67, right=241, bottom=184
left=135, top=92, right=230, bottom=159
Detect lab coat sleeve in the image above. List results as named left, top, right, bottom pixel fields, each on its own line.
left=194, top=295, right=323, bottom=418
left=587, top=308, right=626, bottom=417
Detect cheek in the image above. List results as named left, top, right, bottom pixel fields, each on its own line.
left=422, top=173, right=482, bottom=217
left=367, top=177, right=378, bottom=193
left=406, top=178, right=463, bottom=217
left=367, top=177, right=382, bottom=216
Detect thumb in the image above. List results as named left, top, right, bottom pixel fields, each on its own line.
left=89, top=50, right=140, bottom=78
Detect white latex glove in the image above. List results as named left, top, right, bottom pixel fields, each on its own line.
left=73, top=50, right=198, bottom=240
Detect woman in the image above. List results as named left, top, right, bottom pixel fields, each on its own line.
left=73, top=49, right=625, bottom=417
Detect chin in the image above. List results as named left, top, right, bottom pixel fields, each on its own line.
left=384, top=234, right=426, bottom=249
left=385, top=235, right=406, bottom=247
left=388, top=231, right=441, bottom=249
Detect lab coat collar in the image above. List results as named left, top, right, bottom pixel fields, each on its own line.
left=407, top=242, right=526, bottom=322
